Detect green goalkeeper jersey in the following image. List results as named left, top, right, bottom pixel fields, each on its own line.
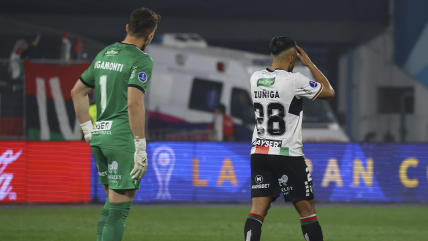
left=80, top=42, right=153, bottom=152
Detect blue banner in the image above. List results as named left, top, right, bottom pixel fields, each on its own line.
left=91, top=143, right=428, bottom=202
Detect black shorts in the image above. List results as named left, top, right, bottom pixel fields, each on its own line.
left=251, top=154, right=314, bottom=202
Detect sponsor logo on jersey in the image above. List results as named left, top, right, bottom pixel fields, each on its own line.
left=93, top=121, right=113, bottom=135
left=93, top=121, right=113, bottom=131
left=103, top=48, right=121, bottom=56
left=94, top=61, right=124, bottom=72
left=257, top=78, right=275, bottom=87
left=252, top=138, right=282, bottom=147
left=254, top=90, right=280, bottom=99
left=138, top=72, right=148, bottom=82
left=309, top=80, right=318, bottom=88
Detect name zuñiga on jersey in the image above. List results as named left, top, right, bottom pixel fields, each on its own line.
left=250, top=68, right=323, bottom=157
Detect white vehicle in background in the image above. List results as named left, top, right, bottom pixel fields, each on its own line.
left=145, top=33, right=349, bottom=142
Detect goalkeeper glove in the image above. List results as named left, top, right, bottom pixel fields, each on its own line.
left=80, top=120, right=93, bottom=145
left=130, top=136, right=148, bottom=180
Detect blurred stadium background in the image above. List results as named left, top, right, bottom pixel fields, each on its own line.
left=1, top=0, right=427, bottom=240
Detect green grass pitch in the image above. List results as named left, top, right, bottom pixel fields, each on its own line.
left=1, top=204, right=427, bottom=240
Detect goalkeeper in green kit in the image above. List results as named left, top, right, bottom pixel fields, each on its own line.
left=71, top=7, right=160, bottom=241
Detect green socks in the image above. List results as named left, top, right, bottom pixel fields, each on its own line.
left=97, top=198, right=110, bottom=241
left=101, top=201, right=133, bottom=241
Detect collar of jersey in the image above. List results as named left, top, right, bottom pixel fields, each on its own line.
left=116, top=42, right=146, bottom=54
left=266, top=68, right=285, bottom=72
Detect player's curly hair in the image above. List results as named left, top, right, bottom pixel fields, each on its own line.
left=128, top=7, right=161, bottom=39
left=270, top=36, right=296, bottom=56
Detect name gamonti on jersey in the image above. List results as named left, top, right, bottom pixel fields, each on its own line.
left=94, top=61, right=124, bottom=72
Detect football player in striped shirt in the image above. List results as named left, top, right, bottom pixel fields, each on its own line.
left=244, top=36, right=335, bottom=241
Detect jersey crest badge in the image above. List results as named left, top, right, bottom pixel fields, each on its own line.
left=309, top=80, right=318, bottom=88
left=138, top=72, right=148, bottom=82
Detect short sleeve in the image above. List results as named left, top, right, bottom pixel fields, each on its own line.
left=128, top=56, right=153, bottom=93
left=80, top=60, right=96, bottom=88
left=294, top=73, right=324, bottom=101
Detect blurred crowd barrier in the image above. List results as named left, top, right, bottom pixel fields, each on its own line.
left=1, top=141, right=427, bottom=203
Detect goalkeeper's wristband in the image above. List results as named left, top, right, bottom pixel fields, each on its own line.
left=134, top=136, right=146, bottom=151
left=80, top=120, right=93, bottom=131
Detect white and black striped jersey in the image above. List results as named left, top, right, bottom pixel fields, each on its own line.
left=250, top=68, right=323, bottom=157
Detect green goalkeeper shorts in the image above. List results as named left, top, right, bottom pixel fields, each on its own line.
left=91, top=147, right=140, bottom=190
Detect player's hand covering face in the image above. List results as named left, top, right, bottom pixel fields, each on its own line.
left=131, top=137, right=148, bottom=180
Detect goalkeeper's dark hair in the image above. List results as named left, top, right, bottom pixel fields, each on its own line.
left=270, top=36, right=296, bottom=56
left=128, top=7, right=161, bottom=39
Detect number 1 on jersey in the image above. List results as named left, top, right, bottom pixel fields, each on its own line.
left=100, top=75, right=107, bottom=113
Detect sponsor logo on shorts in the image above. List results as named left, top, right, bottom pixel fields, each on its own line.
left=305, top=181, right=314, bottom=196
left=305, top=168, right=313, bottom=196
left=255, top=175, right=263, bottom=184
left=278, top=174, right=294, bottom=195
left=252, top=175, right=271, bottom=189
left=98, top=171, right=107, bottom=177
left=278, top=174, right=288, bottom=186
left=108, top=161, right=122, bottom=181
left=93, top=121, right=113, bottom=135
left=252, top=138, right=282, bottom=147
left=108, top=161, right=118, bottom=174
left=108, top=175, right=122, bottom=180
left=252, top=184, right=271, bottom=189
